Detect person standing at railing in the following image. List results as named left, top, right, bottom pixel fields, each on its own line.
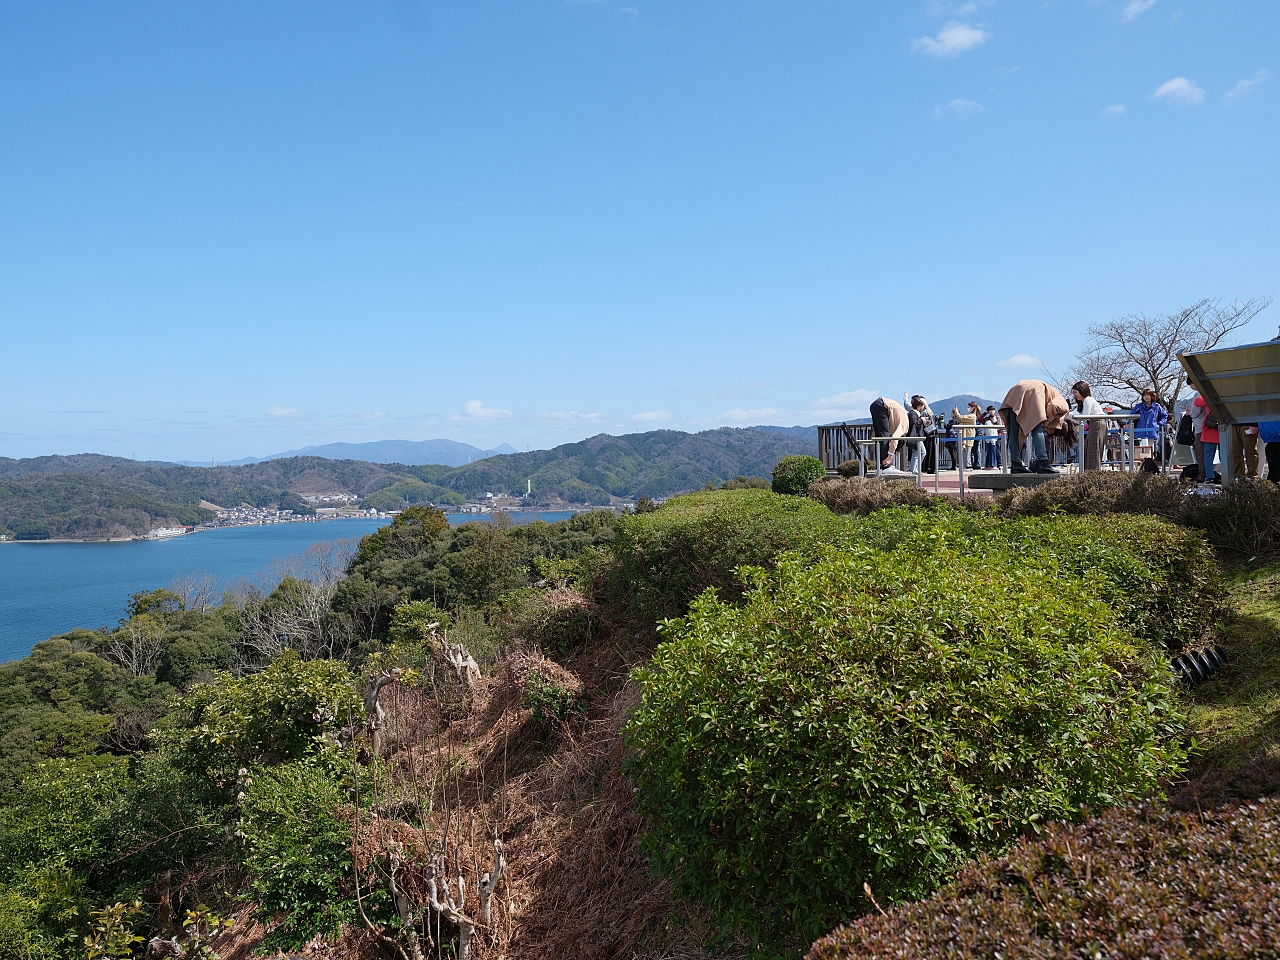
left=951, top=403, right=979, bottom=469
left=1000, top=379, right=1070, bottom=475
left=869, top=396, right=910, bottom=471
left=1194, top=394, right=1220, bottom=484
left=911, top=396, right=938, bottom=474
left=1070, top=381, right=1106, bottom=471
left=1131, top=389, right=1167, bottom=464
left=980, top=405, right=1002, bottom=469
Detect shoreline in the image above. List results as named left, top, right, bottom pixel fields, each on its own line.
left=0, top=515, right=388, bottom=545
left=0, top=508, right=594, bottom=544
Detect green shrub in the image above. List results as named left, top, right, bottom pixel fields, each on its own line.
left=771, top=456, right=826, bottom=496
left=239, top=761, right=364, bottom=952
left=994, top=470, right=1187, bottom=520
left=807, top=476, right=938, bottom=515
left=626, top=547, right=1186, bottom=954
left=993, top=470, right=1280, bottom=567
left=500, top=587, right=598, bottom=655
left=808, top=756, right=1280, bottom=960
left=522, top=672, right=586, bottom=725
left=849, top=507, right=1222, bottom=652
left=159, top=651, right=359, bottom=784
left=613, top=490, right=849, bottom=618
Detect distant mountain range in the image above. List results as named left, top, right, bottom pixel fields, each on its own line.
left=752, top=395, right=1000, bottom=433
left=177, top=438, right=517, bottom=468
left=0, top=427, right=814, bottom=540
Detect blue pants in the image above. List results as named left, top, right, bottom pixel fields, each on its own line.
left=1202, top=441, right=1218, bottom=480
left=1005, top=411, right=1047, bottom=464
left=984, top=438, right=1001, bottom=468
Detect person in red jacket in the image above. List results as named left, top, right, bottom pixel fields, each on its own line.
left=1194, top=395, right=1220, bottom=483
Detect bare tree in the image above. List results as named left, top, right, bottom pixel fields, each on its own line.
left=233, top=539, right=362, bottom=670
left=170, top=571, right=219, bottom=612
left=103, top=619, right=166, bottom=677
left=1068, top=297, right=1271, bottom=412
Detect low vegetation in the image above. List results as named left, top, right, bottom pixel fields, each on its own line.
left=1, top=469, right=1277, bottom=959
left=808, top=757, right=1280, bottom=960
left=628, top=546, right=1185, bottom=952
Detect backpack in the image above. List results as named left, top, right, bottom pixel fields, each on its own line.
left=1181, top=463, right=1201, bottom=482
left=1176, top=413, right=1195, bottom=446
left=1141, top=457, right=1160, bottom=474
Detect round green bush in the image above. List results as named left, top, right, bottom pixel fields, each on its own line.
left=772, top=455, right=826, bottom=496
left=625, top=547, right=1187, bottom=953
left=613, top=489, right=849, bottom=618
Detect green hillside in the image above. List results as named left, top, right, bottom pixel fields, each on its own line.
left=0, top=428, right=814, bottom=539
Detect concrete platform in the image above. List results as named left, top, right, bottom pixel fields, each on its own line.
left=965, top=472, right=1062, bottom=490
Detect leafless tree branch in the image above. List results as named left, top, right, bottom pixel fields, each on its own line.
left=1067, top=297, right=1271, bottom=413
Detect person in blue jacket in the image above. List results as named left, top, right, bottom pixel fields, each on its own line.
left=1260, top=421, right=1280, bottom=483
left=1132, top=389, right=1168, bottom=444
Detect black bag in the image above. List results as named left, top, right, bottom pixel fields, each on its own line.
left=1176, top=413, right=1195, bottom=446
left=1204, top=408, right=1218, bottom=431
left=1141, top=457, right=1160, bottom=474
left=1181, top=463, right=1201, bottom=482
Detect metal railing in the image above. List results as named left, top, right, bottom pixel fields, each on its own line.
left=1071, top=413, right=1139, bottom=473
left=817, top=423, right=875, bottom=472
left=840, top=437, right=930, bottom=489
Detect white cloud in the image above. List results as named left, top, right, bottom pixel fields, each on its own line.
left=1225, top=69, right=1270, bottom=104
left=912, top=21, right=990, bottom=58
left=721, top=407, right=780, bottom=422
left=542, top=409, right=602, bottom=421
left=266, top=405, right=304, bottom=417
left=631, top=410, right=671, bottom=422
left=945, top=97, right=984, bottom=115
left=1152, top=77, right=1205, bottom=106
left=1121, top=0, right=1159, bottom=22
left=460, top=399, right=513, bottom=419
left=1102, top=103, right=1127, bottom=116
left=997, top=353, right=1041, bottom=368
left=805, top=389, right=878, bottom=421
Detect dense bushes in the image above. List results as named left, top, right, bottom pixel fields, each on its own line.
left=617, top=489, right=1220, bottom=652
left=239, top=761, right=364, bottom=951
left=771, top=455, right=826, bottom=496
left=808, top=756, right=1280, bottom=960
left=807, top=475, right=936, bottom=515
left=160, top=651, right=359, bottom=784
left=626, top=548, right=1187, bottom=953
left=851, top=507, right=1222, bottom=652
left=613, top=490, right=848, bottom=617
left=992, top=470, right=1280, bottom=566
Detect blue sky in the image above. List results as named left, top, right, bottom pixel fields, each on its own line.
left=1, top=0, right=1276, bottom=461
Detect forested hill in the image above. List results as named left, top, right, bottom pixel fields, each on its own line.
left=0, top=427, right=814, bottom=539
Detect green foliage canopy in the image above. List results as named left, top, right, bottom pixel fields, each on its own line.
left=627, top=546, right=1188, bottom=951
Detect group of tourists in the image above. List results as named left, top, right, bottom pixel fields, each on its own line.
left=1179, top=391, right=1280, bottom=484
left=866, top=379, right=1203, bottom=477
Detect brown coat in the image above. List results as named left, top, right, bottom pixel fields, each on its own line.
left=1000, top=380, right=1070, bottom=449
left=877, top=397, right=909, bottom=455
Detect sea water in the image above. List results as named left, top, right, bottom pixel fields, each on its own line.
left=0, top=511, right=578, bottom=663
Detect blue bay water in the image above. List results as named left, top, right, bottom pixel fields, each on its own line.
left=0, top=511, right=576, bottom=663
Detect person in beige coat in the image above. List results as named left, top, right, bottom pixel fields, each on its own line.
left=1000, top=379, right=1071, bottom=475
left=869, top=396, right=909, bottom=470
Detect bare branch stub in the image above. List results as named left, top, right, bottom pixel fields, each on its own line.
left=1067, top=297, right=1271, bottom=412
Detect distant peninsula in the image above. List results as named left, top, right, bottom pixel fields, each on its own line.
left=0, top=427, right=815, bottom=541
